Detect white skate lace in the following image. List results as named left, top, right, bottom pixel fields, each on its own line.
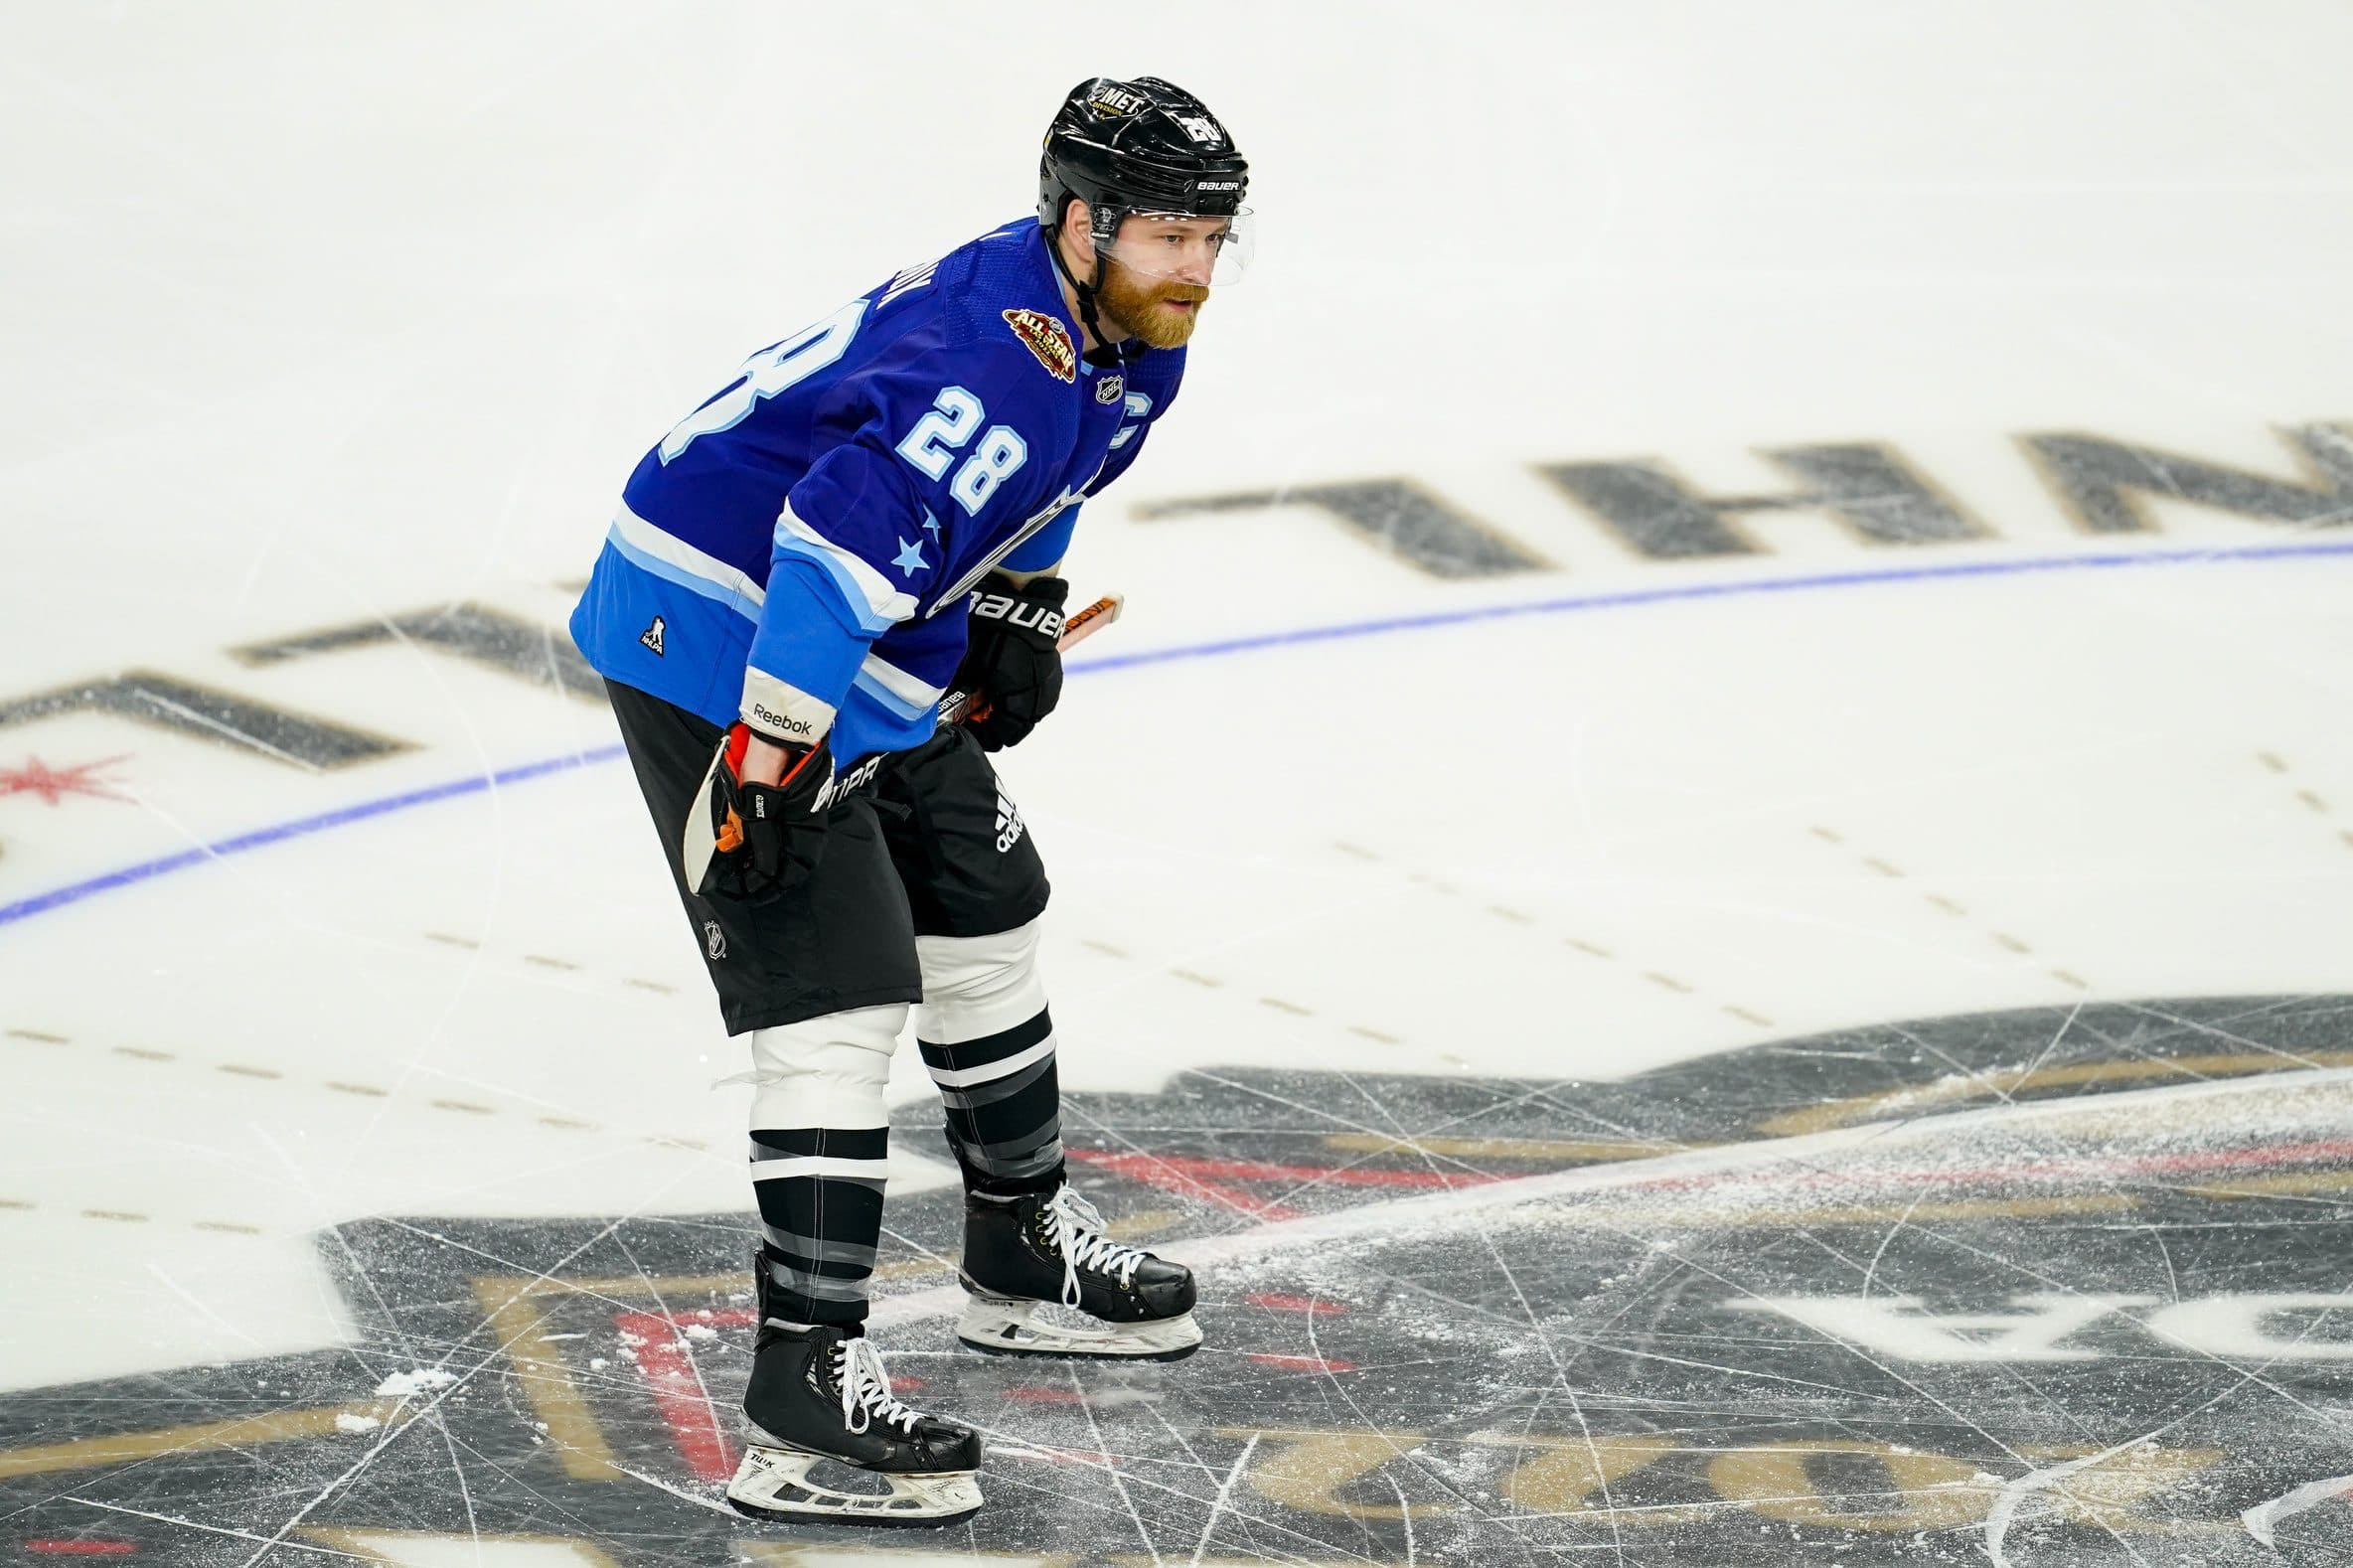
left=1044, top=1185, right=1150, bottom=1309
left=835, top=1336, right=921, bottom=1436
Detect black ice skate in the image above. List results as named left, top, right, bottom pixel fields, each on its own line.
left=956, top=1183, right=1203, bottom=1359
left=726, top=1314, right=984, bottom=1526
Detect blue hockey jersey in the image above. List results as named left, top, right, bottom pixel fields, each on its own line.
left=569, top=219, right=1183, bottom=767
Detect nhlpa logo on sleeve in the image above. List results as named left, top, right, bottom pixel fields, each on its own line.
left=1002, top=309, right=1077, bottom=384
left=639, top=616, right=666, bottom=656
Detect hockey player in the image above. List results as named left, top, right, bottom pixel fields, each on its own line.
left=566, top=78, right=1252, bottom=1525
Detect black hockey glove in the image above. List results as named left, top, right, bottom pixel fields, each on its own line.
left=682, top=722, right=835, bottom=904
left=955, top=572, right=1070, bottom=751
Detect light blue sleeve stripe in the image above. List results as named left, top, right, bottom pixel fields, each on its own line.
left=770, top=532, right=899, bottom=637
left=605, top=524, right=763, bottom=623
left=850, top=666, right=936, bottom=722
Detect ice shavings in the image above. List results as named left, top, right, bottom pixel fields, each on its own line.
left=371, top=1366, right=460, bottom=1400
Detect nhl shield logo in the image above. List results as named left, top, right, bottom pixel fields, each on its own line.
left=1096, top=374, right=1125, bottom=404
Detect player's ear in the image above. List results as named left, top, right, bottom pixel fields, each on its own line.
left=1062, top=197, right=1093, bottom=253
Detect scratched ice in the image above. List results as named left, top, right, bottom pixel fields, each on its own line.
left=6, top=1002, right=2350, bottom=1565
left=6, top=4, right=2353, bottom=1567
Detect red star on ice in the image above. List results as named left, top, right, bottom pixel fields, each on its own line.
left=0, top=754, right=134, bottom=806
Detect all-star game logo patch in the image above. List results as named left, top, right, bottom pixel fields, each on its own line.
left=1003, top=308, right=1076, bottom=384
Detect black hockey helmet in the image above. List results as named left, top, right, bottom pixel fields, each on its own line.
left=1038, top=76, right=1251, bottom=253
left=1037, top=77, right=1252, bottom=363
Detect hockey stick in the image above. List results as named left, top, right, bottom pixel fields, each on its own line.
left=685, top=593, right=1126, bottom=892
left=937, top=592, right=1124, bottom=727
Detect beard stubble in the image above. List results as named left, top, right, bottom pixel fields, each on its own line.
left=1094, top=258, right=1210, bottom=350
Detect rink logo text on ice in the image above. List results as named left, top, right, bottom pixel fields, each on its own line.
left=1139, top=416, right=2353, bottom=578
left=1734, top=1292, right=2353, bottom=1362
left=0, top=418, right=2342, bottom=777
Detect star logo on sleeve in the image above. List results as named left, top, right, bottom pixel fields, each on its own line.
left=892, top=538, right=930, bottom=577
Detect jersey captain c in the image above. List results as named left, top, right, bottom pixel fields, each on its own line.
left=569, top=219, right=1183, bottom=767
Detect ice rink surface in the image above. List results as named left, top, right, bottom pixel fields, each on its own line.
left=4, top=2, right=2353, bottom=1562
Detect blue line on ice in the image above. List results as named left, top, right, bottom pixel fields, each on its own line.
left=4, top=536, right=2348, bottom=931
left=0, top=749, right=627, bottom=927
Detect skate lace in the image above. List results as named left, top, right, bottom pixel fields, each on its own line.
left=1044, top=1185, right=1149, bottom=1309
left=835, top=1336, right=921, bottom=1437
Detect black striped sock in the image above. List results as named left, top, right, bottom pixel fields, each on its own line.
left=918, top=1008, right=1064, bottom=1196
left=747, top=1126, right=887, bottom=1326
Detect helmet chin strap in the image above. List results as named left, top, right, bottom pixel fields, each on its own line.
left=1047, top=218, right=1132, bottom=369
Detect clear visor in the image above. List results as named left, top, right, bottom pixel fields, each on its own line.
left=1102, top=207, right=1255, bottom=287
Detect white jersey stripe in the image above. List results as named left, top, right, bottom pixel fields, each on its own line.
left=853, top=651, right=948, bottom=720
left=775, top=505, right=918, bottom=630
left=610, top=502, right=766, bottom=613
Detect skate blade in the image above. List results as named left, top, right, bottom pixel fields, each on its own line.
left=957, top=1297, right=1204, bottom=1361
left=725, top=1444, right=983, bottom=1527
